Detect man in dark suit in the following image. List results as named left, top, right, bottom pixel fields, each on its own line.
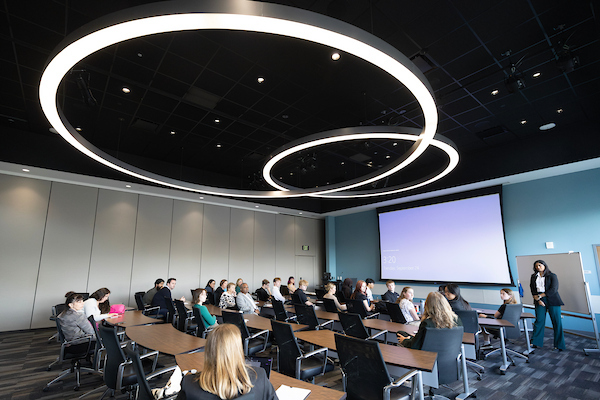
left=152, top=278, right=184, bottom=318
left=256, top=279, right=271, bottom=302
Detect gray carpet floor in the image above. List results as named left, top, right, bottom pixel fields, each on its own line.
left=1, top=326, right=599, bottom=399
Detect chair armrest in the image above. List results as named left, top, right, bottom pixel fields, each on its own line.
left=140, top=349, right=159, bottom=372
left=143, top=306, right=160, bottom=316
left=296, top=347, right=329, bottom=380
left=145, top=365, right=178, bottom=381
left=383, top=369, right=420, bottom=400
left=317, top=319, right=335, bottom=330
left=248, top=329, right=269, bottom=341
left=365, top=312, right=380, bottom=319
left=285, top=315, right=298, bottom=323
left=368, top=329, right=388, bottom=344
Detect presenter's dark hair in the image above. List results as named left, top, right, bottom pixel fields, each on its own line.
left=446, top=284, right=470, bottom=308
left=532, top=260, right=551, bottom=274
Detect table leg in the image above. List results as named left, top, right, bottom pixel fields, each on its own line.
left=498, top=327, right=510, bottom=374
left=455, top=344, right=476, bottom=400
left=415, top=371, right=424, bottom=400
left=522, top=319, right=533, bottom=355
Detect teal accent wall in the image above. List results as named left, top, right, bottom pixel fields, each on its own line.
left=331, top=167, right=600, bottom=333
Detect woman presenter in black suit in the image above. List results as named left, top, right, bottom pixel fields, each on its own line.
left=530, top=259, right=565, bottom=350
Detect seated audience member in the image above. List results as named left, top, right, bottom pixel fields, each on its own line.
left=479, top=288, right=518, bottom=344
left=152, top=278, right=184, bottom=317
left=350, top=279, right=376, bottom=312
left=235, top=278, right=244, bottom=294
left=443, top=283, right=472, bottom=312
left=396, top=286, right=420, bottom=325
left=382, top=280, right=400, bottom=303
left=58, top=292, right=95, bottom=342
left=287, top=276, right=297, bottom=295
left=292, top=280, right=314, bottom=306
left=143, top=278, right=164, bottom=305
left=177, top=324, right=277, bottom=400
left=397, top=291, right=462, bottom=349
left=205, top=279, right=216, bottom=294
left=193, top=289, right=218, bottom=329
left=255, top=279, right=271, bottom=302
left=214, top=279, right=228, bottom=308
left=365, top=278, right=375, bottom=302
left=323, top=282, right=347, bottom=311
left=219, top=282, right=237, bottom=309
left=237, top=283, right=259, bottom=314
left=271, top=277, right=286, bottom=303
left=84, top=287, right=118, bottom=321
left=341, top=278, right=353, bottom=299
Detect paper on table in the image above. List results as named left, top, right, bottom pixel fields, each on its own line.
left=276, top=384, right=311, bottom=400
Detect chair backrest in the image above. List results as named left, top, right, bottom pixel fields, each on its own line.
left=323, top=298, right=339, bottom=313
left=99, top=322, right=128, bottom=390
left=272, top=300, right=290, bottom=322
left=454, top=310, right=479, bottom=334
left=76, top=292, right=90, bottom=300
left=294, top=304, right=319, bottom=330
left=52, top=303, right=67, bottom=318
left=346, top=299, right=368, bottom=318
left=164, top=297, right=176, bottom=324
left=315, top=288, right=326, bottom=299
left=222, top=310, right=250, bottom=340
left=134, top=292, right=146, bottom=311
left=421, top=326, right=464, bottom=385
left=501, top=304, right=523, bottom=340
left=87, top=315, right=103, bottom=362
left=173, top=299, right=189, bottom=332
left=335, top=333, right=392, bottom=400
left=280, top=286, right=289, bottom=296
left=124, top=343, right=154, bottom=400
left=192, top=306, right=208, bottom=337
left=270, top=320, right=302, bottom=377
left=338, top=312, right=369, bottom=339
left=385, top=302, right=407, bottom=324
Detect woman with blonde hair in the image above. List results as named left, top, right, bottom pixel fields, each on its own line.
left=479, top=288, right=518, bottom=345
left=323, top=282, right=347, bottom=311
left=397, top=291, right=462, bottom=349
left=395, top=286, right=419, bottom=325
left=235, top=278, right=244, bottom=294
left=177, top=323, right=276, bottom=399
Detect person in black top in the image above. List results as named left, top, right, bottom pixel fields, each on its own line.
left=382, top=280, right=400, bottom=303
left=255, top=279, right=271, bottom=302
left=204, top=279, right=216, bottom=305
left=292, top=279, right=313, bottom=306
left=443, top=283, right=471, bottom=312
left=530, top=259, right=565, bottom=350
left=350, top=280, right=376, bottom=312
left=214, top=279, right=228, bottom=308
left=479, top=288, right=517, bottom=345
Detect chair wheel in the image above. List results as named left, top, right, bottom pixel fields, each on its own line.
left=526, top=359, right=530, bottom=363
left=500, top=370, right=506, bottom=375
left=74, top=386, right=80, bottom=391
left=46, top=367, right=51, bottom=371
left=477, top=376, right=482, bottom=380
left=43, top=387, right=49, bottom=392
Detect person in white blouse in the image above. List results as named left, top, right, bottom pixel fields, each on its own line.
left=84, top=288, right=118, bottom=321
left=271, top=277, right=286, bottom=303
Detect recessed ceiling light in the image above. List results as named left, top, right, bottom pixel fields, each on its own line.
left=491, top=89, right=499, bottom=96
left=282, top=114, right=288, bottom=119
left=137, top=52, right=143, bottom=58
left=22, top=168, right=30, bottom=172
left=122, top=87, right=130, bottom=93
left=199, top=196, right=204, bottom=199
left=125, top=184, right=131, bottom=188
left=75, top=127, right=82, bottom=131
left=532, top=72, right=541, bottom=78
left=385, top=155, right=391, bottom=159
left=340, top=162, right=344, bottom=165
left=170, top=130, right=176, bottom=135
left=257, top=77, right=264, bottom=83
left=214, top=119, right=220, bottom=123
left=539, top=122, right=556, bottom=131
left=290, top=172, right=294, bottom=176
left=392, top=142, right=398, bottom=146
left=520, top=120, right=527, bottom=125
left=557, top=108, right=563, bottom=114
left=299, top=212, right=303, bottom=215
left=255, top=205, right=259, bottom=208
left=216, top=143, right=222, bottom=148
left=331, top=52, right=340, bottom=61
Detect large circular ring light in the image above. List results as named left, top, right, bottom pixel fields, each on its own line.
left=39, top=0, right=447, bottom=198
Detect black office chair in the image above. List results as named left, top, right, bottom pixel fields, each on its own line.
left=322, top=298, right=340, bottom=313
left=164, top=297, right=176, bottom=324
left=272, top=299, right=297, bottom=323
left=280, top=286, right=290, bottom=296
left=134, top=292, right=160, bottom=317
left=44, top=319, right=97, bottom=392
left=206, top=291, right=215, bottom=305
left=454, top=310, right=484, bottom=380
left=315, top=288, right=326, bottom=300
left=483, top=304, right=529, bottom=364
left=335, top=334, right=418, bottom=400
left=174, top=299, right=197, bottom=334
left=386, top=302, right=407, bottom=324
left=420, top=326, right=467, bottom=399
left=221, top=311, right=270, bottom=357
left=97, top=322, right=159, bottom=398
left=347, top=299, right=380, bottom=319
left=338, top=312, right=388, bottom=344
left=48, top=303, right=67, bottom=344
left=294, top=304, right=334, bottom=330
left=270, top=320, right=334, bottom=383
left=191, top=306, right=216, bottom=338
left=124, top=343, right=178, bottom=400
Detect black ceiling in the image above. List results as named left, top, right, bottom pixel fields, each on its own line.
left=1, top=0, right=599, bottom=213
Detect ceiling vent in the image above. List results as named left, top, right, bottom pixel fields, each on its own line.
left=184, top=86, right=221, bottom=109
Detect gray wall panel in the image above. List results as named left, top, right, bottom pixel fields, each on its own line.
left=32, top=183, right=98, bottom=328
left=253, top=213, right=277, bottom=291
left=295, top=216, right=317, bottom=256
left=229, top=209, right=255, bottom=289
left=169, top=200, right=204, bottom=300
left=130, top=195, right=173, bottom=298
left=200, top=205, right=231, bottom=285
left=0, top=175, right=50, bottom=330
left=276, top=214, right=296, bottom=283
left=87, top=189, right=138, bottom=307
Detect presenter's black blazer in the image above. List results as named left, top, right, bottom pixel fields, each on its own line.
left=530, top=272, right=564, bottom=306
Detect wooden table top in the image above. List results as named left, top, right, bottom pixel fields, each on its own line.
left=294, top=330, right=437, bottom=372
left=105, top=310, right=162, bottom=327
left=477, top=318, right=514, bottom=328
left=125, top=323, right=206, bottom=355
left=475, top=308, right=535, bottom=319
left=175, top=353, right=346, bottom=400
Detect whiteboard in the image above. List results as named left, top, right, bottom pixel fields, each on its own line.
left=516, top=253, right=589, bottom=315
